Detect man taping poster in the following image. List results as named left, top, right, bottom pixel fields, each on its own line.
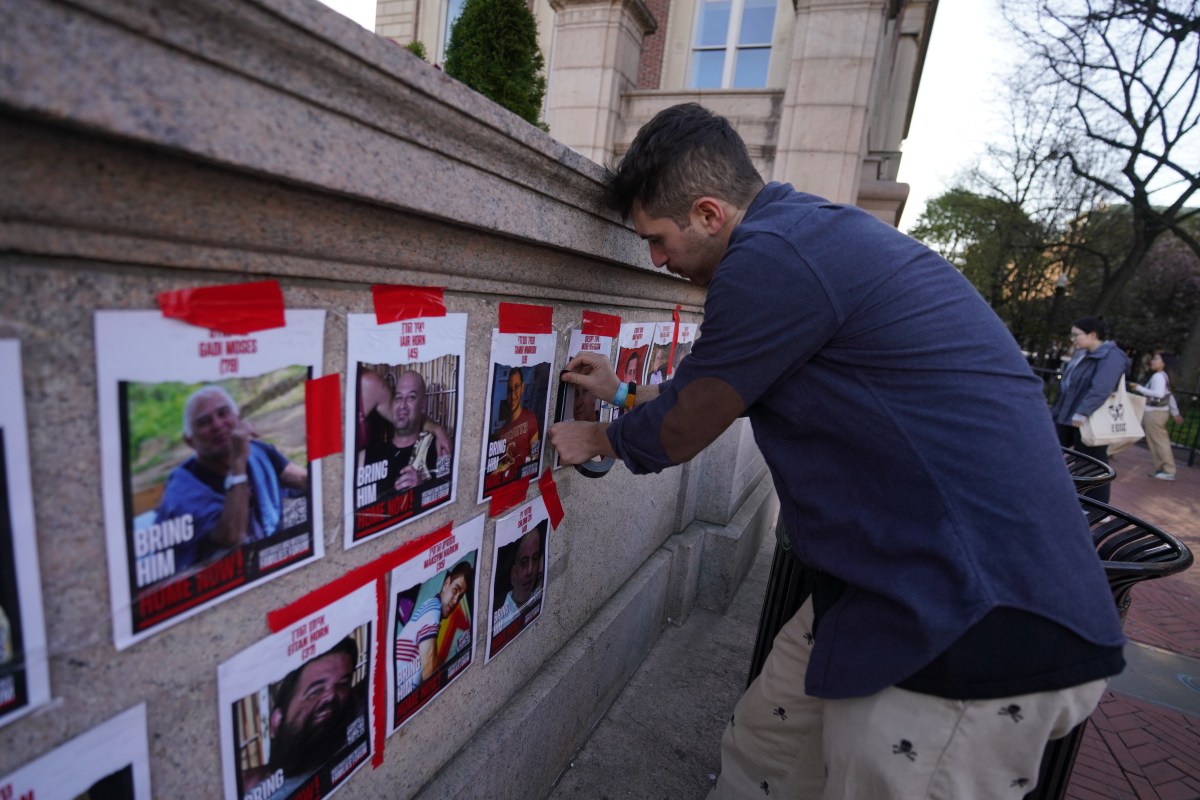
left=386, top=514, right=483, bottom=733
left=0, top=341, right=50, bottom=729
left=95, top=311, right=325, bottom=649
left=486, top=496, right=551, bottom=662
left=345, top=313, right=466, bottom=547
left=478, top=329, right=555, bottom=503
left=219, top=583, right=375, bottom=800
left=0, top=704, right=152, bottom=798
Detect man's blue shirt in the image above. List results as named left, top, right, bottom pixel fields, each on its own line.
left=608, top=183, right=1124, bottom=698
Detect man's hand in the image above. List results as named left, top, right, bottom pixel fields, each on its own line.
left=228, top=419, right=255, bottom=473
left=549, top=421, right=614, bottom=465
left=563, top=353, right=621, bottom=404
left=394, top=465, right=421, bottom=492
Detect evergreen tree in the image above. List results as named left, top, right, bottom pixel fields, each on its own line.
left=443, top=0, right=547, bottom=130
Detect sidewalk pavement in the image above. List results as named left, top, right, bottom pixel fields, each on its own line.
left=547, top=442, right=1200, bottom=800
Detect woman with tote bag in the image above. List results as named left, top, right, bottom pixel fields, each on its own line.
left=1051, top=317, right=1130, bottom=502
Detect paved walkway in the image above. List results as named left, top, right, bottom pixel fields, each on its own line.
left=1067, top=443, right=1200, bottom=800
left=547, top=442, right=1200, bottom=800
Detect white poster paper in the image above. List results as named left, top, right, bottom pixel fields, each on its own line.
left=612, top=322, right=653, bottom=420
left=0, top=704, right=152, bottom=798
left=647, top=321, right=698, bottom=385
left=478, top=330, right=556, bottom=503
left=486, top=496, right=550, bottom=662
left=344, top=313, right=466, bottom=548
left=218, top=583, right=376, bottom=800
left=0, top=341, right=50, bottom=729
left=385, top=514, right=483, bottom=733
left=551, top=329, right=615, bottom=469
left=96, top=311, right=326, bottom=649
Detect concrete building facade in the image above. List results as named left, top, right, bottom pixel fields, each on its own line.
left=376, top=0, right=938, bottom=225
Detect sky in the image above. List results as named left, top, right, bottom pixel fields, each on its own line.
left=315, top=0, right=1018, bottom=233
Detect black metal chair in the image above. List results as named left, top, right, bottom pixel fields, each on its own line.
left=1062, top=446, right=1116, bottom=495
left=1027, top=498, right=1193, bottom=799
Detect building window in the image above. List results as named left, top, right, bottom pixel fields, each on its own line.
left=440, top=0, right=466, bottom=61
left=690, top=0, right=774, bottom=89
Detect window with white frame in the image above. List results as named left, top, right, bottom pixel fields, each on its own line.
left=689, top=0, right=775, bottom=89
left=440, top=0, right=466, bottom=61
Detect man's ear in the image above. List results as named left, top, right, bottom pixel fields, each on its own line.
left=270, top=707, right=283, bottom=736
left=691, top=197, right=728, bottom=235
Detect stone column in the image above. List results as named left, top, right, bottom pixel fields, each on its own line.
left=545, top=0, right=657, bottom=164
left=771, top=0, right=890, bottom=204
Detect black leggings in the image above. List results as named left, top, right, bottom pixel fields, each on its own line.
left=1057, top=424, right=1112, bottom=504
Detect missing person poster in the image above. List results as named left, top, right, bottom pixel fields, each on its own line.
left=344, top=314, right=466, bottom=548
left=386, top=514, right=483, bottom=733
left=478, top=329, right=556, bottom=503
left=486, top=496, right=550, bottom=662
left=0, top=341, right=50, bottom=729
left=551, top=329, right=615, bottom=470
left=0, top=703, right=152, bottom=798
left=219, top=583, right=375, bottom=800
left=646, top=321, right=698, bottom=385
left=96, top=311, right=326, bottom=649
left=613, top=323, right=652, bottom=420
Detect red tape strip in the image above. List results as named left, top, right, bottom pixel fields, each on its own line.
left=157, top=280, right=285, bottom=334
left=667, top=306, right=681, bottom=378
left=266, top=523, right=454, bottom=632
left=581, top=311, right=621, bottom=338
left=488, top=476, right=531, bottom=518
left=538, top=471, right=565, bottom=530
left=371, top=285, right=446, bottom=325
left=305, top=374, right=342, bottom=460
left=498, top=302, right=553, bottom=334
left=372, top=577, right=387, bottom=767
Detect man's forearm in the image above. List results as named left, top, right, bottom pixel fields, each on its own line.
left=210, top=483, right=251, bottom=548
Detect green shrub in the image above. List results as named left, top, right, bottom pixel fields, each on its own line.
left=443, top=0, right=548, bottom=130
left=405, top=41, right=428, bottom=61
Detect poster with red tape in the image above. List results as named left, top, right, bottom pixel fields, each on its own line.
left=96, top=310, right=326, bottom=649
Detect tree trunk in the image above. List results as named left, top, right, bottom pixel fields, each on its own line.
left=1178, top=311, right=1200, bottom=393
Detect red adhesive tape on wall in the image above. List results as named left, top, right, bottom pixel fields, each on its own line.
left=581, top=310, right=621, bottom=338
left=266, top=523, right=454, bottom=632
left=498, top=302, right=553, bottom=334
left=667, top=305, right=681, bottom=378
left=305, top=374, right=342, bottom=460
left=372, top=577, right=387, bottom=767
left=371, top=285, right=446, bottom=325
left=538, top=471, right=565, bottom=530
left=157, top=280, right=286, bottom=334
left=488, top=476, right=531, bottom=517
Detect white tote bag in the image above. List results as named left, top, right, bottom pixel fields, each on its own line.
left=1080, top=377, right=1145, bottom=448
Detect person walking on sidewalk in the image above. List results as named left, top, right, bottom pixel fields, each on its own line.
left=1050, top=317, right=1130, bottom=504
left=1130, top=351, right=1180, bottom=481
left=550, top=103, right=1124, bottom=800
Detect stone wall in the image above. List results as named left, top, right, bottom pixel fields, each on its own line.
left=0, top=0, right=777, bottom=797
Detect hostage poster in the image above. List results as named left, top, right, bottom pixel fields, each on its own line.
left=0, top=703, right=152, bottom=798
left=344, top=313, right=466, bottom=548
left=612, top=323, right=652, bottom=419
left=96, top=310, right=325, bottom=649
left=477, top=329, right=556, bottom=503
left=646, top=321, right=698, bottom=385
left=486, top=496, right=550, bottom=662
left=386, top=514, right=483, bottom=733
left=0, top=341, right=50, bottom=729
left=551, top=329, right=615, bottom=470
left=219, top=583, right=375, bottom=800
